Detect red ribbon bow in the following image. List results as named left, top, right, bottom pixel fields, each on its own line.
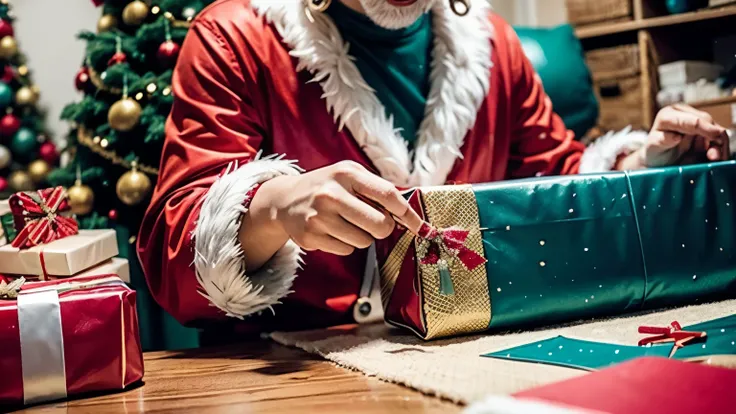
left=638, top=321, right=707, bottom=357
left=9, top=187, right=79, bottom=249
left=417, top=222, right=487, bottom=270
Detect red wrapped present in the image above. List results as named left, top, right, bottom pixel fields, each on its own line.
left=8, top=187, right=78, bottom=249
left=0, top=275, right=144, bottom=406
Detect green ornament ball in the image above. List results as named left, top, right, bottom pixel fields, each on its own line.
left=0, top=82, right=12, bottom=108
left=10, top=127, right=39, bottom=160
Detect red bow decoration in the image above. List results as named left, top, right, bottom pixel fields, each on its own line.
left=638, top=321, right=707, bottom=358
left=9, top=187, right=79, bottom=249
left=417, top=222, right=487, bottom=270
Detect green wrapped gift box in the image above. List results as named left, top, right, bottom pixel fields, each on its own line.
left=377, top=161, right=736, bottom=340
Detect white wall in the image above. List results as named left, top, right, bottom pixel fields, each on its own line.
left=14, top=0, right=99, bottom=142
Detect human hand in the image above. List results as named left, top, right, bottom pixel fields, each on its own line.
left=253, top=161, right=422, bottom=256
left=619, top=104, right=730, bottom=170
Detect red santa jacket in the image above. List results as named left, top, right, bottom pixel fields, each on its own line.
left=137, top=0, right=646, bottom=332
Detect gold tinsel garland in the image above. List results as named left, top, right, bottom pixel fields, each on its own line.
left=87, top=66, right=123, bottom=95
left=77, top=126, right=159, bottom=176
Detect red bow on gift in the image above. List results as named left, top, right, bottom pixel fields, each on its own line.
left=9, top=187, right=79, bottom=249
left=417, top=222, right=487, bottom=270
left=638, top=321, right=707, bottom=358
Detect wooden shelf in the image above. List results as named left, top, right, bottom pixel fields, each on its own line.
left=576, top=6, right=736, bottom=39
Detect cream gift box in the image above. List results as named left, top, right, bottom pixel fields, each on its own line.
left=0, top=229, right=118, bottom=277
left=69, top=257, right=130, bottom=283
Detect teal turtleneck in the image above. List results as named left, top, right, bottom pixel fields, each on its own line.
left=326, top=1, right=433, bottom=147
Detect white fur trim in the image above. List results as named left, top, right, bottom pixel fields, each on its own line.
left=252, top=0, right=493, bottom=187
left=579, top=126, right=649, bottom=173
left=194, top=155, right=303, bottom=319
left=464, top=395, right=597, bottom=414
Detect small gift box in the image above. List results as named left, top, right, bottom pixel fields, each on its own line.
left=0, top=230, right=118, bottom=278
left=8, top=187, right=78, bottom=249
left=376, top=161, right=736, bottom=340
left=0, top=275, right=144, bottom=406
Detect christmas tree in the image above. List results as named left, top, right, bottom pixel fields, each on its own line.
left=0, top=0, right=58, bottom=194
left=48, top=0, right=216, bottom=351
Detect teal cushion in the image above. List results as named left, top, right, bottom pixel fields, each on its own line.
left=514, top=24, right=599, bottom=139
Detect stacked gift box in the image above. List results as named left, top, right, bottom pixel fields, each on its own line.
left=0, top=187, right=143, bottom=407
left=0, top=187, right=130, bottom=283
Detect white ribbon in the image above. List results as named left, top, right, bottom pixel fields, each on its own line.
left=17, top=289, right=67, bottom=405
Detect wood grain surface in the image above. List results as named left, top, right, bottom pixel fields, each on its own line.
left=15, top=340, right=461, bottom=414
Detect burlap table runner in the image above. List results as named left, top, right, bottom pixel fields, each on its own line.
left=271, top=300, right=736, bottom=404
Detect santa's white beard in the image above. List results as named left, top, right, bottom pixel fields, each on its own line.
left=358, top=0, right=437, bottom=29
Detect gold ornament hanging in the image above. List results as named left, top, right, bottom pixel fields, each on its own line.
left=116, top=163, right=152, bottom=206
left=15, top=86, right=38, bottom=106
left=108, top=97, right=142, bottom=132
left=97, top=14, right=118, bottom=33
left=67, top=180, right=95, bottom=216
left=8, top=170, right=33, bottom=192
left=122, top=1, right=150, bottom=26
left=28, top=159, right=52, bottom=183
left=0, top=36, right=17, bottom=59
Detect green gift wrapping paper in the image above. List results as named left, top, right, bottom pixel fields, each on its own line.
left=476, top=161, right=736, bottom=330
left=483, top=314, right=736, bottom=370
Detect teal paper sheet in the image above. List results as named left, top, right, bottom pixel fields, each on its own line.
left=483, top=314, right=736, bottom=371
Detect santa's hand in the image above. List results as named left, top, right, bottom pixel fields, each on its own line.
left=252, top=161, right=422, bottom=256
left=621, top=104, right=730, bottom=170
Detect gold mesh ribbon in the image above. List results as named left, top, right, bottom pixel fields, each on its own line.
left=380, top=185, right=492, bottom=340
left=380, top=231, right=414, bottom=312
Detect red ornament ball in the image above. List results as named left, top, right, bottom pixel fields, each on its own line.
left=108, top=209, right=118, bottom=221
left=107, top=52, right=127, bottom=67
left=0, top=20, right=13, bottom=40
left=0, top=65, right=12, bottom=83
left=38, top=141, right=58, bottom=164
left=0, top=113, right=20, bottom=138
left=74, top=67, right=91, bottom=92
left=0, top=176, right=7, bottom=192
left=157, top=40, right=180, bottom=68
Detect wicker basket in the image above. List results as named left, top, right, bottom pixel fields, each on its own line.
left=586, top=44, right=640, bottom=81
left=595, top=76, right=644, bottom=132
left=566, top=0, right=633, bottom=26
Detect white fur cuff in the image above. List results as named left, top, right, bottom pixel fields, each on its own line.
left=194, top=154, right=303, bottom=319
left=579, top=126, right=649, bottom=173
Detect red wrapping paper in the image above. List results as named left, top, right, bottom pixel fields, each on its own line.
left=9, top=187, right=79, bottom=249
left=0, top=275, right=144, bottom=406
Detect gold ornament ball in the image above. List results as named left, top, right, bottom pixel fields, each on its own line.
left=116, top=169, right=152, bottom=206
left=15, top=86, right=38, bottom=106
left=122, top=1, right=149, bottom=26
left=28, top=159, right=52, bottom=183
left=108, top=98, right=142, bottom=132
left=0, top=36, right=17, bottom=59
left=67, top=182, right=95, bottom=216
left=97, top=14, right=118, bottom=33
left=8, top=170, right=33, bottom=192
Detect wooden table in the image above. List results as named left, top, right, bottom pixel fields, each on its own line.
left=18, top=340, right=461, bottom=414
